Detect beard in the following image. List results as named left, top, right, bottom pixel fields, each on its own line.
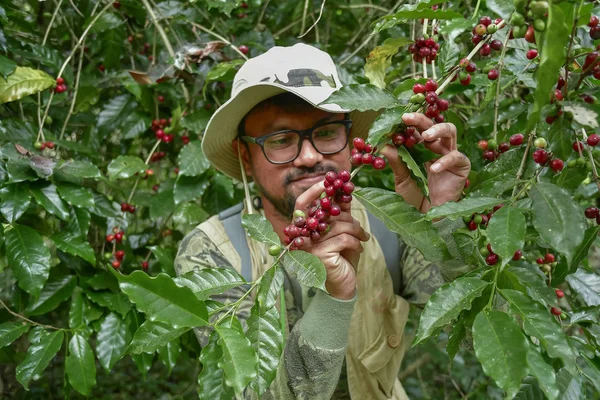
left=252, top=163, right=337, bottom=220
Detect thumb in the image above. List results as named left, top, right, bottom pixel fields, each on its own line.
left=379, top=145, right=424, bottom=208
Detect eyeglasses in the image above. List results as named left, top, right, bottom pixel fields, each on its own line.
left=239, top=119, right=352, bottom=164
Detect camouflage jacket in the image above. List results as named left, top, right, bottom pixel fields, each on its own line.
left=175, top=200, right=467, bottom=399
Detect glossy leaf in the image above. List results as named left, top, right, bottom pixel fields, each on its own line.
left=129, top=320, right=189, bottom=354
left=26, top=273, right=76, bottom=316
left=556, top=369, right=585, bottom=399
left=438, top=39, right=460, bottom=75
left=501, top=289, right=576, bottom=373
left=174, top=175, right=210, bottom=204
left=177, top=141, right=210, bottom=177
left=30, top=182, right=70, bottom=221
left=115, top=270, right=208, bottom=328
left=175, top=267, right=246, bottom=301
left=54, top=160, right=102, bottom=181
left=414, top=277, right=489, bottom=344
left=472, top=310, right=528, bottom=398
left=107, top=156, right=146, bottom=181
left=0, top=321, right=29, bottom=347
left=504, top=266, right=556, bottom=306
left=56, top=183, right=94, bottom=208
left=446, top=318, right=465, bottom=361
left=65, top=333, right=96, bottom=396
left=247, top=305, right=283, bottom=396
left=198, top=331, right=235, bottom=399
left=16, top=330, right=64, bottom=389
left=216, top=325, right=258, bottom=396
left=52, top=232, right=96, bottom=264
left=0, top=54, right=17, bottom=79
left=566, top=269, right=600, bottom=307
left=0, top=66, right=54, bottom=104
left=0, top=183, right=31, bottom=222
left=366, top=106, right=404, bottom=146
left=580, top=356, right=600, bottom=392
left=321, top=84, right=398, bottom=111
left=157, top=338, right=181, bottom=375
left=68, top=290, right=87, bottom=329
left=148, top=246, right=175, bottom=276
left=5, top=224, right=51, bottom=299
left=282, top=250, right=326, bottom=291
left=530, top=183, right=586, bottom=265
left=374, top=7, right=463, bottom=33
left=554, top=226, right=600, bottom=285
left=241, top=214, right=280, bottom=247
left=527, top=344, right=559, bottom=400
left=84, top=290, right=132, bottom=318
left=486, top=206, right=526, bottom=267
left=487, top=0, right=515, bottom=19
left=354, top=188, right=451, bottom=262
left=397, top=146, right=429, bottom=197
left=96, top=312, right=130, bottom=372
left=365, top=37, right=413, bottom=89
left=150, top=189, right=175, bottom=220
left=426, top=197, right=502, bottom=221
left=257, top=265, right=285, bottom=312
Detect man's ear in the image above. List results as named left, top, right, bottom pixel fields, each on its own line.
left=232, top=139, right=252, bottom=178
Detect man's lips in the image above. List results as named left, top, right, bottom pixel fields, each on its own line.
left=290, top=173, right=326, bottom=186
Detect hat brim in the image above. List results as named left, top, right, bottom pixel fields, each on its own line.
left=201, top=82, right=379, bottom=182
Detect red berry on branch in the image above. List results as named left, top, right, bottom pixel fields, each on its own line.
left=479, top=16, right=492, bottom=26
left=342, top=181, right=355, bottom=194
left=459, top=58, right=470, bottom=69
left=587, top=134, right=600, bottom=146
left=551, top=307, right=561, bottom=316
left=471, top=34, right=483, bottom=45
left=466, top=62, right=477, bottom=73
left=573, top=141, right=584, bottom=152
left=392, top=133, right=405, bottom=147
left=592, top=26, right=600, bottom=40
left=536, top=257, right=545, bottom=265
left=460, top=74, right=472, bottom=85
left=56, top=77, right=64, bottom=85
left=351, top=152, right=363, bottom=165
left=490, top=39, right=503, bottom=51
left=557, top=76, right=565, bottom=89
left=45, top=141, right=55, bottom=149
left=585, top=207, right=599, bottom=219
left=526, top=49, right=538, bottom=60
left=589, top=15, right=599, bottom=28
left=555, top=289, right=565, bottom=298
left=498, top=143, right=510, bottom=153
left=480, top=44, right=492, bottom=57
left=486, top=253, right=499, bottom=266
left=239, top=45, right=249, bottom=55
left=532, top=149, right=549, bottom=165
left=106, top=234, right=115, bottom=242
left=513, top=249, right=523, bottom=261
left=467, top=220, right=478, bottom=231
left=488, top=69, right=499, bottom=80
left=156, top=129, right=165, bottom=139
left=475, top=24, right=487, bottom=35
left=425, top=79, right=438, bottom=92
left=405, top=135, right=418, bottom=148
left=425, top=92, right=438, bottom=104
left=544, top=253, right=555, bottom=263
left=412, top=83, right=426, bottom=94
left=163, top=134, right=174, bottom=143
left=142, top=261, right=149, bottom=269
left=338, top=170, right=351, bottom=182
left=157, top=95, right=165, bottom=103
left=477, top=140, right=489, bottom=150
left=115, top=250, right=125, bottom=260
left=329, top=205, right=341, bottom=216
left=483, top=150, right=496, bottom=161
left=128, top=204, right=136, bottom=213
left=294, top=237, right=305, bottom=247
left=525, top=26, right=536, bottom=43
left=152, top=184, right=159, bottom=192
left=115, top=231, right=124, bottom=242
left=112, top=260, right=121, bottom=269
left=372, top=157, right=386, bottom=170
left=98, top=64, right=106, bottom=72
left=510, top=134, right=524, bottom=146
left=550, top=158, right=564, bottom=172
left=434, top=114, right=445, bottom=123
left=362, top=153, right=373, bottom=164
left=437, top=99, right=449, bottom=111
left=554, top=89, right=564, bottom=101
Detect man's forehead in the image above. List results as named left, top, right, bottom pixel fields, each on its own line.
left=244, top=105, right=336, bottom=135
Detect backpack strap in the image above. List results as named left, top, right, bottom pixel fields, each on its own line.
left=367, top=211, right=403, bottom=295
left=219, top=203, right=253, bottom=281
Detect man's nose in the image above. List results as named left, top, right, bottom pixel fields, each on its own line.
left=293, top=138, right=323, bottom=168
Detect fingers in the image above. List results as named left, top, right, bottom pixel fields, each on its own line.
left=428, top=150, right=471, bottom=175
left=380, top=145, right=412, bottom=183
left=294, top=181, right=326, bottom=211
left=379, top=144, right=425, bottom=209
left=402, top=112, right=434, bottom=134
left=422, top=123, right=457, bottom=154
left=316, top=218, right=370, bottom=243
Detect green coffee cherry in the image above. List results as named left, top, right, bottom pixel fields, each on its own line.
left=293, top=210, right=306, bottom=218
left=410, top=93, right=425, bottom=104
left=104, top=252, right=113, bottom=260
left=577, top=158, right=586, bottom=167
left=480, top=246, right=490, bottom=257
left=530, top=1, right=548, bottom=17
left=510, top=12, right=525, bottom=26
left=487, top=139, right=498, bottom=150
left=34, top=141, right=43, bottom=149
left=483, top=64, right=495, bottom=73
left=567, top=159, right=578, bottom=168
left=473, top=214, right=484, bottom=225
left=486, top=24, right=498, bottom=34
left=514, top=0, right=527, bottom=13
left=44, top=116, right=53, bottom=125
left=463, top=215, right=472, bottom=224
left=586, top=161, right=593, bottom=171
left=534, top=19, right=546, bottom=32
left=512, top=25, right=527, bottom=38
left=534, top=137, right=547, bottom=149
left=268, top=245, right=282, bottom=256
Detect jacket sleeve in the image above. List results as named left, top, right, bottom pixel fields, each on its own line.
left=175, top=227, right=356, bottom=400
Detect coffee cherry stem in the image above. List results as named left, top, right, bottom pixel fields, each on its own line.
left=580, top=128, right=600, bottom=193
left=491, top=31, right=512, bottom=142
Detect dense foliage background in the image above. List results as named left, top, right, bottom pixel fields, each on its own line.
left=1, top=0, right=600, bottom=398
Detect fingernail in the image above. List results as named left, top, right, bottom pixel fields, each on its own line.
left=422, top=131, right=431, bottom=138
left=404, top=113, right=414, bottom=118
left=431, top=163, right=441, bottom=172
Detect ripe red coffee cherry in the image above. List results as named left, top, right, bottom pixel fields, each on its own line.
left=437, top=99, right=449, bottom=111
left=106, top=234, right=115, bottom=242
left=490, top=39, right=503, bottom=51
left=306, top=217, right=319, bottom=231
left=338, top=170, right=351, bottom=182
left=585, top=207, right=599, bottom=219
left=477, top=140, right=489, bottom=150
left=479, top=44, right=491, bottom=57
left=405, top=135, right=418, bottom=148
left=459, top=58, right=470, bottom=69
left=425, top=92, right=438, bottom=105
left=589, top=15, right=599, bottom=28
left=362, top=153, right=373, bottom=164
left=555, top=289, right=565, bottom=298
left=498, top=142, right=510, bottom=153
left=352, top=137, right=366, bottom=151
left=142, top=261, right=149, bottom=269
left=479, top=16, right=492, bottom=26
left=115, top=250, right=125, bottom=260
left=155, top=129, right=165, bottom=139
left=115, top=231, right=124, bottom=242
left=475, top=24, right=487, bottom=35
left=486, top=253, right=499, bottom=266
left=587, top=134, right=600, bottom=146
left=425, top=79, right=438, bottom=92
left=121, top=203, right=129, bottom=212
left=412, top=83, right=426, bottom=94
left=239, top=45, right=249, bottom=55
left=591, top=26, right=600, bottom=39
left=525, top=26, right=536, bottom=43
left=45, top=141, right=55, bottom=149
left=293, top=237, right=305, bottom=247
left=550, top=159, right=564, bottom=172
left=56, top=77, right=65, bottom=85
left=513, top=249, right=523, bottom=261
left=471, top=34, right=483, bottom=45
left=526, top=49, right=538, bottom=60
left=329, top=205, right=341, bottom=216
left=372, top=157, right=386, bottom=170
left=572, top=141, right=585, bottom=152
left=532, top=149, right=549, bottom=165
left=536, top=257, right=545, bottom=265
left=465, top=62, right=477, bottom=73
left=510, top=134, right=524, bottom=146
left=325, top=171, right=337, bottom=183
left=98, top=64, right=106, bottom=72
left=157, top=95, right=165, bottom=103
left=544, top=253, right=555, bottom=263
left=351, top=152, right=363, bottom=165
left=392, top=133, right=405, bottom=147
left=483, top=150, right=496, bottom=161
left=554, top=89, right=564, bottom=101
left=488, top=69, right=499, bottom=80
left=342, top=182, right=355, bottom=194
left=112, top=260, right=121, bottom=269
left=467, top=220, right=478, bottom=231
left=320, top=197, right=332, bottom=210
left=460, top=74, right=472, bottom=85
left=551, top=307, right=562, bottom=316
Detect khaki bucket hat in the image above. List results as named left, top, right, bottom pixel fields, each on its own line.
left=201, top=42, right=379, bottom=181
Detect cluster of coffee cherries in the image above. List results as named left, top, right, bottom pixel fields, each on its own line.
left=585, top=206, right=600, bottom=225
left=282, top=170, right=353, bottom=249
left=409, top=79, right=449, bottom=123
left=106, top=228, right=125, bottom=244
left=408, top=36, right=440, bottom=64
left=582, top=50, right=600, bottom=79
left=471, top=16, right=502, bottom=47
left=536, top=252, right=557, bottom=275
left=150, top=151, right=167, bottom=163
left=531, top=138, right=565, bottom=172
left=589, top=15, right=600, bottom=40
left=350, top=138, right=386, bottom=169
left=151, top=118, right=175, bottom=143
left=480, top=243, right=523, bottom=266
left=120, top=202, right=136, bottom=214
left=463, top=204, right=505, bottom=231
left=54, top=77, right=68, bottom=94
left=392, top=126, right=420, bottom=149
left=477, top=133, right=524, bottom=162
left=34, top=141, right=55, bottom=150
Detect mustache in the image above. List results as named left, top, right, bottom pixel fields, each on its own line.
left=283, top=164, right=337, bottom=185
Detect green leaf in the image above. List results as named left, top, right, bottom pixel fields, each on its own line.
left=566, top=269, right=600, bottom=307
left=364, top=38, right=413, bottom=89
left=157, top=338, right=180, bottom=375
left=129, top=320, right=189, bottom=354
left=528, top=2, right=574, bottom=130
left=54, top=160, right=102, bottom=181
left=198, top=331, right=235, bottom=399
left=69, top=290, right=87, bottom=329
left=397, top=146, right=429, bottom=197
left=554, top=226, right=600, bottom=285
left=177, top=141, right=211, bottom=177
left=472, top=310, right=529, bottom=398
left=556, top=368, right=585, bottom=399
left=504, top=266, right=556, bottom=306
left=97, top=95, right=137, bottom=136
left=150, top=189, right=175, bottom=220
left=31, top=182, right=70, bottom=221
left=321, top=84, right=399, bottom=111
left=501, top=289, right=577, bottom=373
left=115, top=271, right=209, bottom=328
left=282, top=250, right=326, bottom=290
left=5, top=224, right=51, bottom=299
left=486, top=0, right=516, bottom=19
left=202, top=175, right=235, bottom=215
left=26, top=273, right=76, bottom=316
left=0, top=183, right=30, bottom=223
left=175, top=268, right=246, bottom=301
left=0, top=321, right=29, bottom=347
left=216, top=325, right=257, bottom=396
left=354, top=188, right=451, bottom=262
left=527, top=344, right=559, bottom=400
left=96, top=312, right=130, bottom=372
left=486, top=206, right=526, bottom=267
left=180, top=109, right=211, bottom=134
left=52, top=232, right=96, bottom=264
left=148, top=246, right=175, bottom=276
left=446, top=319, right=465, bottom=361
left=373, top=7, right=463, bottom=33
left=206, top=59, right=245, bottom=81
left=0, top=54, right=17, bottom=79
left=426, top=197, right=503, bottom=221
left=65, top=334, right=96, bottom=396
left=16, top=330, right=64, bottom=389
left=366, top=106, right=405, bottom=146
left=174, top=175, right=210, bottom=205
left=414, top=277, right=489, bottom=344
left=438, top=39, right=460, bottom=75
left=547, top=117, right=574, bottom=162
left=0, top=66, right=54, bottom=104
left=580, top=356, right=600, bottom=393
left=56, top=183, right=95, bottom=208
left=84, top=290, right=132, bottom=318
left=107, top=156, right=146, bottom=181
left=529, top=183, right=586, bottom=265
left=257, top=265, right=285, bottom=312
left=241, top=214, right=281, bottom=248
left=247, top=305, right=283, bottom=396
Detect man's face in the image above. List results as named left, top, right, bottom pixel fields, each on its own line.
left=239, top=104, right=352, bottom=219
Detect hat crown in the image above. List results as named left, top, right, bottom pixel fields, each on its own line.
left=232, top=43, right=343, bottom=96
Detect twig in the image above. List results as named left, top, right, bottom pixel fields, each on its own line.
left=0, top=299, right=62, bottom=331
left=190, top=22, right=249, bottom=61
left=340, top=34, right=375, bottom=65
left=448, top=364, right=468, bottom=399
left=68, top=0, right=84, bottom=17
left=300, top=0, right=310, bottom=37
left=511, top=129, right=536, bottom=197
left=126, top=139, right=162, bottom=205
left=492, top=31, right=512, bottom=141
left=398, top=353, right=432, bottom=380
left=340, top=4, right=389, bottom=12
left=564, top=0, right=586, bottom=99
left=255, top=0, right=270, bottom=28
left=299, top=0, right=326, bottom=39
left=59, top=43, right=85, bottom=141
left=581, top=129, right=600, bottom=192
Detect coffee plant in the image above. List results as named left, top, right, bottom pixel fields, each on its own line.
left=1, top=0, right=599, bottom=398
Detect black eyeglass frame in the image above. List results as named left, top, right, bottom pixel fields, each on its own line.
left=238, top=116, right=353, bottom=165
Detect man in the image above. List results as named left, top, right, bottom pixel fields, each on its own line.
left=175, top=43, right=471, bottom=399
